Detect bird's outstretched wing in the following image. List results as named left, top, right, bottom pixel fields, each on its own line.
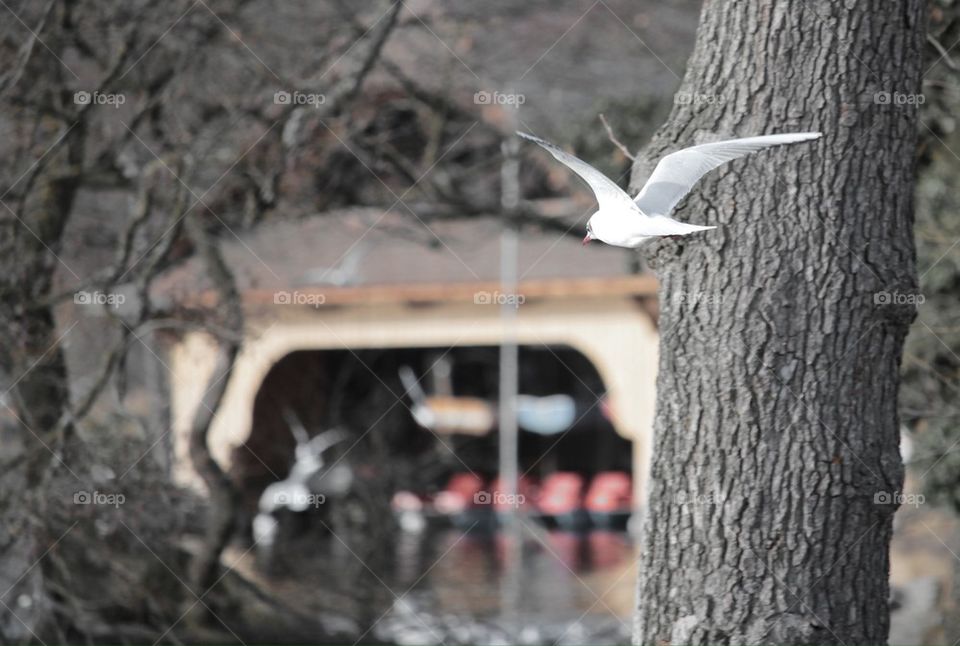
left=517, top=131, right=636, bottom=212
left=634, top=132, right=821, bottom=216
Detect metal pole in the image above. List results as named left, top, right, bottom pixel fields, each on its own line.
left=498, top=134, right=522, bottom=627
left=499, top=135, right=520, bottom=524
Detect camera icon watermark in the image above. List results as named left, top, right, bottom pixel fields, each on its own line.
left=74, top=90, right=126, bottom=108
left=873, top=91, right=925, bottom=106
left=675, top=92, right=726, bottom=106
left=274, top=490, right=325, bottom=509
left=273, top=290, right=326, bottom=307
left=873, top=290, right=924, bottom=306
left=74, top=290, right=125, bottom=308
left=673, top=291, right=723, bottom=306
left=873, top=490, right=924, bottom=508
left=675, top=491, right=725, bottom=506
left=73, top=490, right=125, bottom=508
left=473, top=290, right=525, bottom=308
left=473, top=490, right=525, bottom=508
left=473, top=90, right=526, bottom=107
left=274, top=90, right=326, bottom=108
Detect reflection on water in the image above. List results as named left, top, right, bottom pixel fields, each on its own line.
left=394, top=526, right=634, bottom=613
left=245, top=521, right=637, bottom=645
left=382, top=523, right=636, bottom=645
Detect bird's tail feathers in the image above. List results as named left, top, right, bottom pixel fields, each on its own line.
left=661, top=222, right=717, bottom=236
left=679, top=224, right=717, bottom=233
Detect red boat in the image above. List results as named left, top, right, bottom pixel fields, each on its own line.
left=390, top=473, right=488, bottom=531
left=536, top=472, right=589, bottom=530
left=433, top=473, right=485, bottom=514
left=488, top=474, right=538, bottom=516
left=584, top=471, right=632, bottom=529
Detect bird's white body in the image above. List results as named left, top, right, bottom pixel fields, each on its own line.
left=518, top=131, right=822, bottom=249
left=589, top=209, right=715, bottom=248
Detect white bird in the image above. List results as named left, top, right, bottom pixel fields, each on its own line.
left=517, top=131, right=821, bottom=248
left=296, top=240, right=368, bottom=287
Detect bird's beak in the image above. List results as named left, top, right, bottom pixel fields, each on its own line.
left=582, top=233, right=592, bottom=246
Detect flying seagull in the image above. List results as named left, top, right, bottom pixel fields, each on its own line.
left=517, top=130, right=821, bottom=248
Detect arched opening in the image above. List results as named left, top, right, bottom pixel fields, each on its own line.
left=228, top=345, right=637, bottom=639
left=234, top=344, right=631, bottom=514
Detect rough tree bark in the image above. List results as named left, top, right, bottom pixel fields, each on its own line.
left=632, top=2, right=925, bottom=644
left=0, top=115, right=84, bottom=639
left=184, top=216, right=245, bottom=596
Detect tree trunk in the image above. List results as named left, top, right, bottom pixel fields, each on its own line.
left=0, top=121, right=83, bottom=640
left=184, top=215, right=245, bottom=597
left=632, top=2, right=925, bottom=644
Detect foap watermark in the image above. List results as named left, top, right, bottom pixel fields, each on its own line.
left=274, top=90, right=326, bottom=108
left=874, top=290, right=924, bottom=306
left=274, top=290, right=326, bottom=307
left=74, top=290, right=125, bottom=308
left=675, top=92, right=726, bottom=107
left=474, top=290, right=525, bottom=307
left=74, top=490, right=125, bottom=508
left=74, top=90, right=126, bottom=108
left=673, top=291, right=723, bottom=306
left=874, top=91, right=925, bottom=106
left=274, top=491, right=325, bottom=508
left=675, top=491, right=725, bottom=507
left=874, top=490, right=924, bottom=508
left=474, top=490, right=525, bottom=508
left=474, top=90, right=526, bottom=107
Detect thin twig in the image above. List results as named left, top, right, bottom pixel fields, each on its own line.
left=599, top=113, right=636, bottom=161
left=927, top=33, right=959, bottom=71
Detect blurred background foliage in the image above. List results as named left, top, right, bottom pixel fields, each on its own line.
left=907, top=0, right=960, bottom=513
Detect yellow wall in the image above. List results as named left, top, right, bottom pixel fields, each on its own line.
left=169, top=296, right=658, bottom=505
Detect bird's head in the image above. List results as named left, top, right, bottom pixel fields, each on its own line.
left=582, top=219, right=596, bottom=246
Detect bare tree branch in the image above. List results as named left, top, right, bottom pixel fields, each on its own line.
left=599, top=113, right=636, bottom=161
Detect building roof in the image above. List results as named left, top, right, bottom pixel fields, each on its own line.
left=156, top=205, right=655, bottom=308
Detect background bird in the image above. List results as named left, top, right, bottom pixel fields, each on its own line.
left=518, top=130, right=821, bottom=248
